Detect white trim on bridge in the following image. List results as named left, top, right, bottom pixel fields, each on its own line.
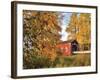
left=73, top=51, right=91, bottom=54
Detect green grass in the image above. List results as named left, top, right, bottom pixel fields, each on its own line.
left=23, top=53, right=91, bottom=69
left=54, top=53, right=91, bottom=67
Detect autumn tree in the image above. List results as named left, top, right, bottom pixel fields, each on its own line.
left=66, top=13, right=91, bottom=50
left=77, top=13, right=91, bottom=50
left=66, top=13, right=78, bottom=40
left=23, top=10, right=61, bottom=69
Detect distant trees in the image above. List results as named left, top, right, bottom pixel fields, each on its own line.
left=23, top=10, right=61, bottom=69
left=66, top=13, right=91, bottom=50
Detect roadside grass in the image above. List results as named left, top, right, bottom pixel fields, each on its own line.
left=23, top=53, right=91, bottom=69
left=54, top=53, right=91, bottom=67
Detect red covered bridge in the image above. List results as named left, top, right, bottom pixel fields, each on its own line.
left=56, top=40, right=79, bottom=56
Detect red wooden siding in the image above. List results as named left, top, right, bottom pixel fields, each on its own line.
left=56, top=43, right=72, bottom=56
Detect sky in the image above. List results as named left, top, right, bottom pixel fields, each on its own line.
left=59, top=12, right=72, bottom=41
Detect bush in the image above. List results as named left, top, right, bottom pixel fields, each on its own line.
left=23, top=53, right=53, bottom=69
